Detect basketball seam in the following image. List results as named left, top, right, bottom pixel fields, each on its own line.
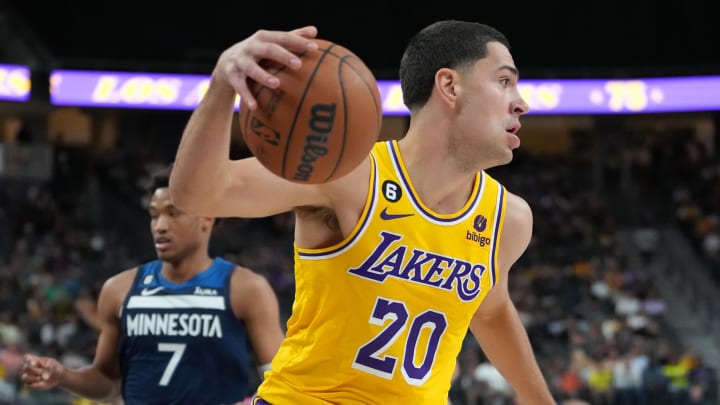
left=340, top=54, right=383, bottom=129
left=245, top=42, right=379, bottom=183
left=322, top=54, right=353, bottom=182
left=240, top=63, right=287, bottom=160
left=281, top=45, right=335, bottom=179
left=322, top=52, right=381, bottom=182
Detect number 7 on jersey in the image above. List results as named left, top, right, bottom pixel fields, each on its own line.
left=157, top=343, right=186, bottom=386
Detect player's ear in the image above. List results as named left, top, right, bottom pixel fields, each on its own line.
left=200, top=217, right=214, bottom=232
left=435, top=67, right=459, bottom=106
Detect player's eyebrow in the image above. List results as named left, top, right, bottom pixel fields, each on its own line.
left=497, top=65, right=520, bottom=78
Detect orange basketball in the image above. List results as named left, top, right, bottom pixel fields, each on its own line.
left=238, top=39, right=382, bottom=184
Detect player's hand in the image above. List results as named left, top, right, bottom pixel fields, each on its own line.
left=212, top=26, right=319, bottom=110
left=21, top=354, right=64, bottom=390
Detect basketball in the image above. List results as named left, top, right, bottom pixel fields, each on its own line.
left=238, top=39, right=382, bottom=184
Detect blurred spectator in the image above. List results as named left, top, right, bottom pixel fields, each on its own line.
left=643, top=352, right=672, bottom=404
left=642, top=287, right=667, bottom=318
left=587, top=353, right=614, bottom=405
left=683, top=383, right=714, bottom=405
left=473, top=358, right=514, bottom=405
left=633, top=224, right=659, bottom=266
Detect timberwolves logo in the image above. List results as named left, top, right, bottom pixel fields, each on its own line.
left=466, top=215, right=490, bottom=247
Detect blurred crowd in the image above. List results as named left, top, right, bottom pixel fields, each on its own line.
left=0, top=127, right=718, bottom=404
left=669, top=138, right=720, bottom=282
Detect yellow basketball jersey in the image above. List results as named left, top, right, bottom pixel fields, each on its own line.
left=258, top=140, right=507, bottom=404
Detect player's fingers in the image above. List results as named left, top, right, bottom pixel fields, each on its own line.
left=43, top=357, right=57, bottom=371
left=254, top=26, right=318, bottom=54
left=26, top=380, right=53, bottom=390
left=220, top=27, right=319, bottom=110
left=21, top=371, right=43, bottom=385
left=228, top=76, right=257, bottom=110
left=23, top=354, right=38, bottom=366
left=288, top=25, right=318, bottom=39
left=21, top=366, right=41, bottom=378
left=22, top=356, right=40, bottom=374
left=248, top=32, right=318, bottom=71
left=239, top=40, right=316, bottom=95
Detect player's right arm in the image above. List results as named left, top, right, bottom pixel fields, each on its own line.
left=22, top=269, right=135, bottom=401
left=169, top=27, right=326, bottom=219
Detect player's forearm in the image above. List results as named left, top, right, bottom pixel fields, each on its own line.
left=59, top=366, right=120, bottom=401
left=472, top=300, right=554, bottom=405
left=169, top=76, right=236, bottom=215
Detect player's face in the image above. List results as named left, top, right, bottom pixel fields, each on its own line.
left=148, top=187, right=208, bottom=262
left=454, top=41, right=529, bottom=169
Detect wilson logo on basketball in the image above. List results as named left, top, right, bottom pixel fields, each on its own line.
left=238, top=39, right=381, bottom=184
left=293, top=103, right=336, bottom=181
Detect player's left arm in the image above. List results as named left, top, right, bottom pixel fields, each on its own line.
left=469, top=191, right=555, bottom=405
left=230, top=267, right=285, bottom=370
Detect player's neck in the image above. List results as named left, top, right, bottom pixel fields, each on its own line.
left=397, top=137, right=477, bottom=215
left=160, top=254, right=214, bottom=284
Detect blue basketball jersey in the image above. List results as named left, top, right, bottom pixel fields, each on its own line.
left=119, top=258, right=251, bottom=405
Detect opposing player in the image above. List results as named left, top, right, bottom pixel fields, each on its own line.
left=22, top=165, right=284, bottom=404
left=170, top=21, right=555, bottom=404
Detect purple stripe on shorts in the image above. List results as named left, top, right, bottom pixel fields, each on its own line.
left=254, top=398, right=272, bottom=405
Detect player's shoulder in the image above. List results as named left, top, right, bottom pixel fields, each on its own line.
left=97, top=266, right=140, bottom=315
left=103, top=266, right=139, bottom=289
left=479, top=172, right=531, bottom=218
left=501, top=189, right=532, bottom=232
left=504, top=190, right=532, bottom=216
left=104, top=259, right=160, bottom=285
left=496, top=189, right=533, bottom=265
left=226, top=263, right=276, bottom=318
left=228, top=263, right=272, bottom=291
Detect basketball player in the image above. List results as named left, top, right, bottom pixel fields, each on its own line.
left=21, top=165, right=284, bottom=404
left=169, top=21, right=556, bottom=404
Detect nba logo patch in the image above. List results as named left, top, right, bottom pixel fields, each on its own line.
left=143, top=275, right=154, bottom=285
